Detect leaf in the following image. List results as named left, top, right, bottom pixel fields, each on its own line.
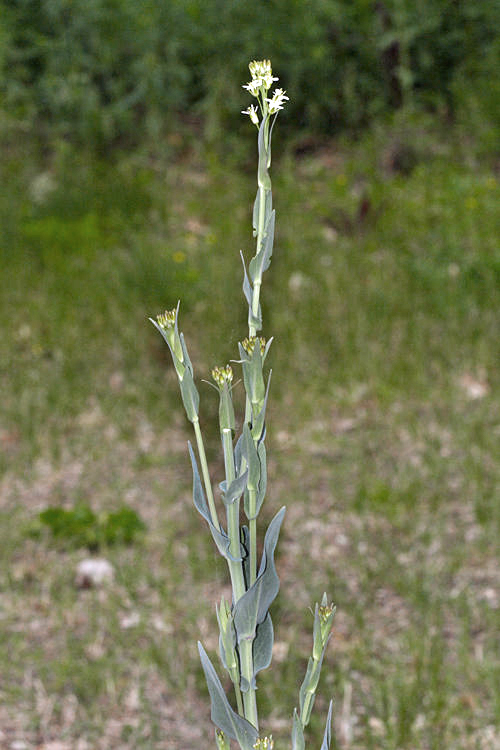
left=189, top=443, right=243, bottom=561
left=239, top=343, right=265, bottom=408
left=249, top=210, right=275, bottom=283
left=292, top=709, right=305, bottom=750
left=320, top=701, right=334, bottom=750
left=240, top=251, right=253, bottom=306
left=179, top=331, right=194, bottom=374
left=255, top=442, right=267, bottom=516
left=299, top=652, right=325, bottom=725
left=233, top=507, right=285, bottom=644
left=257, top=119, right=272, bottom=191
left=198, top=642, right=258, bottom=749
left=260, top=210, right=275, bottom=275
left=252, top=187, right=273, bottom=239
left=252, top=612, right=274, bottom=681
left=220, top=470, right=248, bottom=507
left=248, top=307, right=262, bottom=332
left=179, top=367, right=199, bottom=422
left=252, top=190, right=259, bottom=238
left=240, top=424, right=260, bottom=493
left=251, top=371, right=272, bottom=443
left=241, top=524, right=251, bottom=588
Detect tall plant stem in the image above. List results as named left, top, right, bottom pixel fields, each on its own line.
left=221, top=428, right=246, bottom=603
left=194, top=416, right=244, bottom=607
left=222, top=427, right=258, bottom=728
left=245, top=180, right=269, bottom=584
left=193, top=417, right=220, bottom=531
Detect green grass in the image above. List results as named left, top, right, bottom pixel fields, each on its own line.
left=1, top=113, right=499, bottom=748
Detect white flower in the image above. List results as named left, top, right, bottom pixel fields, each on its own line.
left=241, top=104, right=260, bottom=126
left=262, top=72, right=279, bottom=90
left=243, top=78, right=263, bottom=97
left=249, top=59, right=271, bottom=79
left=266, top=88, right=289, bottom=114
left=248, top=60, right=278, bottom=92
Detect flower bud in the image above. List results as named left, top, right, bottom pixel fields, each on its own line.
left=253, top=736, right=274, bottom=750
left=212, top=364, right=234, bottom=387
left=313, top=593, right=336, bottom=660
left=156, top=309, right=176, bottom=330
left=212, top=365, right=235, bottom=432
left=242, top=336, right=266, bottom=356
left=155, top=308, right=184, bottom=367
left=216, top=729, right=230, bottom=750
left=242, top=104, right=260, bottom=127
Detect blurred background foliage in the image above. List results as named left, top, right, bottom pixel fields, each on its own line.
left=0, top=0, right=499, bottom=150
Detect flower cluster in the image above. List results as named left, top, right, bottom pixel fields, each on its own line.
left=212, top=364, right=234, bottom=388
left=267, top=88, right=289, bottom=115
left=242, top=59, right=288, bottom=127
left=156, top=309, right=176, bottom=330
left=246, top=59, right=278, bottom=92
left=241, top=336, right=266, bottom=356
left=253, top=737, right=274, bottom=750
left=318, top=601, right=336, bottom=623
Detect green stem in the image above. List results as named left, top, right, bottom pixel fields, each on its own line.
left=249, top=516, right=257, bottom=585
left=249, top=280, right=262, bottom=339
left=245, top=178, right=267, bottom=580
left=193, top=417, right=220, bottom=532
left=222, top=427, right=258, bottom=728
left=240, top=637, right=259, bottom=730
left=300, top=654, right=322, bottom=729
left=222, top=428, right=246, bottom=603
left=235, top=684, right=244, bottom=717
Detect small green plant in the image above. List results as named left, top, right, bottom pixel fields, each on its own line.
left=151, top=61, right=335, bottom=749
left=33, top=503, right=145, bottom=550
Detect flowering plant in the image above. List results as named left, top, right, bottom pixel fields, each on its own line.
left=151, top=60, right=334, bottom=750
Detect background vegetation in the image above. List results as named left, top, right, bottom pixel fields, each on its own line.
left=1, top=2, right=499, bottom=749
left=1, top=0, right=499, bottom=148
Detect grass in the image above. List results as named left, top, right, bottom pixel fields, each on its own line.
left=1, top=111, right=499, bottom=749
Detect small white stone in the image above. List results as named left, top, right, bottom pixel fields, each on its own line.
left=120, top=612, right=141, bottom=629
left=368, top=717, right=385, bottom=735
left=75, top=558, right=114, bottom=588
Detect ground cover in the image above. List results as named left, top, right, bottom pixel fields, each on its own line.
left=0, top=115, right=499, bottom=749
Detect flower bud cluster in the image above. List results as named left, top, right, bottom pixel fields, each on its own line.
left=238, top=337, right=270, bottom=437
left=156, top=309, right=176, bottom=329
left=313, top=593, right=336, bottom=661
left=253, top=736, right=274, bottom=750
left=242, top=336, right=266, bottom=356
left=215, top=729, right=230, bottom=750
left=212, top=365, right=235, bottom=432
left=150, top=305, right=199, bottom=422
left=245, top=59, right=278, bottom=93
left=212, top=364, right=234, bottom=388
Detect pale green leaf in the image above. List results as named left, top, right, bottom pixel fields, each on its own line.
left=198, top=642, right=258, bottom=749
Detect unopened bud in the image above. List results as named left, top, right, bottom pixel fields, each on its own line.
left=212, top=365, right=235, bottom=431
left=253, top=737, right=274, bottom=750
left=212, top=364, right=233, bottom=388
left=216, top=729, right=230, bottom=750
left=313, top=593, right=336, bottom=659
left=242, top=336, right=266, bottom=356
left=156, top=309, right=176, bottom=329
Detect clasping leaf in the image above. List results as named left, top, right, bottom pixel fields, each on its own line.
left=198, top=642, right=259, bottom=749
